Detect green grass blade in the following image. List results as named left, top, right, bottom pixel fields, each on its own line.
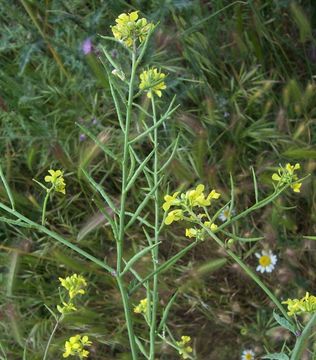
left=76, top=123, right=118, bottom=161
left=81, top=168, right=117, bottom=215
left=0, top=163, right=15, bottom=210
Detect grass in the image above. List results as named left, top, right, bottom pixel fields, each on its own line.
left=1, top=0, right=316, bottom=359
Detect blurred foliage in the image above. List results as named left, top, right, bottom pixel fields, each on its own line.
left=1, top=0, right=316, bottom=359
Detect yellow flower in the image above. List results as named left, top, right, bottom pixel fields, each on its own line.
left=283, top=292, right=316, bottom=316
left=57, top=301, right=77, bottom=314
left=59, top=274, right=87, bottom=299
left=272, top=163, right=302, bottom=193
left=63, top=335, right=92, bottom=358
left=291, top=182, right=302, bottom=193
left=176, top=335, right=193, bottom=359
left=111, top=11, right=153, bottom=48
left=206, top=190, right=221, bottom=201
left=285, top=163, right=300, bottom=173
left=134, top=298, right=148, bottom=314
left=204, top=221, right=218, bottom=232
left=162, top=191, right=180, bottom=211
left=139, top=68, right=167, bottom=98
left=185, top=227, right=205, bottom=240
left=185, top=184, right=221, bottom=207
left=185, top=228, right=198, bottom=238
left=180, top=336, right=191, bottom=344
left=165, top=209, right=184, bottom=225
left=44, top=169, right=66, bottom=194
left=185, top=184, right=208, bottom=207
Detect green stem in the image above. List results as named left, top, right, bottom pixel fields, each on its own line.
left=43, top=317, right=60, bottom=360
left=202, top=226, right=292, bottom=323
left=290, top=313, right=316, bottom=360
left=149, top=97, right=159, bottom=359
left=218, top=186, right=287, bottom=231
left=0, top=202, right=114, bottom=273
left=41, top=189, right=52, bottom=225
left=116, top=45, right=138, bottom=359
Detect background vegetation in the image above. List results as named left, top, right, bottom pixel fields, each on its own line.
left=1, top=0, right=316, bottom=359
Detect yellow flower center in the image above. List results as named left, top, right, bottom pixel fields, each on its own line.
left=259, top=255, right=271, bottom=267
left=223, top=209, right=230, bottom=218
left=245, top=354, right=253, bottom=360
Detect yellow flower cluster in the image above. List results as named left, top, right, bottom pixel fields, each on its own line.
left=57, top=274, right=87, bottom=314
left=139, top=68, right=167, bottom=98
left=282, top=292, right=316, bottom=316
left=45, top=169, right=66, bottom=194
left=134, top=298, right=148, bottom=314
left=272, top=163, right=302, bottom=193
left=63, top=335, right=92, bottom=358
left=163, top=185, right=220, bottom=241
left=176, top=335, right=193, bottom=359
left=111, top=11, right=153, bottom=48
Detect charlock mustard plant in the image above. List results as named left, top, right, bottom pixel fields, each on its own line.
left=283, top=292, right=316, bottom=316
left=139, top=68, right=167, bottom=98
left=43, top=274, right=88, bottom=360
left=111, top=11, right=153, bottom=48
left=176, top=336, right=193, bottom=359
left=0, top=8, right=311, bottom=360
left=162, top=170, right=307, bottom=347
left=265, top=291, right=316, bottom=359
left=57, top=274, right=87, bottom=314
left=134, top=298, right=148, bottom=314
left=163, top=184, right=220, bottom=237
left=44, top=169, right=66, bottom=194
left=63, top=335, right=92, bottom=359
left=59, top=274, right=87, bottom=299
left=272, top=163, right=302, bottom=193
left=33, top=169, right=66, bottom=225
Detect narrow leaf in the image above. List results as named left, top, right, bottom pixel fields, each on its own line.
left=158, top=291, right=179, bottom=332
left=129, top=98, right=179, bottom=144
left=126, top=148, right=156, bottom=191
left=159, top=135, right=180, bottom=173
left=122, top=242, right=161, bottom=276
left=273, top=311, right=297, bottom=335
left=125, top=177, right=164, bottom=230
left=251, top=166, right=259, bottom=203
left=129, top=241, right=198, bottom=295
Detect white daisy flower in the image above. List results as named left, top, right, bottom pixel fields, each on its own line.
left=255, top=250, right=277, bottom=273
left=219, top=206, right=235, bottom=222
left=241, top=349, right=255, bottom=360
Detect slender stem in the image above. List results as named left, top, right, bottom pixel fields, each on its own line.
left=116, top=44, right=138, bottom=359
left=0, top=202, right=115, bottom=273
left=290, top=313, right=316, bottom=360
left=41, top=189, right=52, bottom=225
left=43, top=318, right=60, bottom=360
left=117, top=47, right=137, bottom=274
left=150, top=97, right=159, bottom=359
left=218, top=186, right=288, bottom=231
left=202, top=225, right=292, bottom=323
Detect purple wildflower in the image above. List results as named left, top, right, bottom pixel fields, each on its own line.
left=82, top=38, right=92, bottom=55
left=79, top=134, right=87, bottom=142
